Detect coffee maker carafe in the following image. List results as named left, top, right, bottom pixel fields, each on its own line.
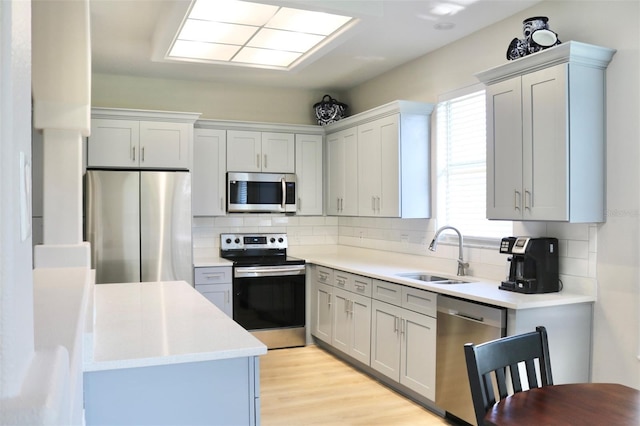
left=499, top=237, right=559, bottom=294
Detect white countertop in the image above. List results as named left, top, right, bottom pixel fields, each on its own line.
left=84, top=280, right=266, bottom=372
left=192, top=245, right=594, bottom=310
left=300, top=248, right=594, bottom=310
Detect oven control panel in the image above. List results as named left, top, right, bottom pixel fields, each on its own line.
left=220, top=233, right=288, bottom=250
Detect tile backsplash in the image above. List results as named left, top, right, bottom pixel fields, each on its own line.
left=193, top=215, right=597, bottom=295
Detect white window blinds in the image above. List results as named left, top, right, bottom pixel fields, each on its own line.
left=436, top=89, right=511, bottom=240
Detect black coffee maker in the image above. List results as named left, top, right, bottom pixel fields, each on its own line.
left=499, top=237, right=559, bottom=294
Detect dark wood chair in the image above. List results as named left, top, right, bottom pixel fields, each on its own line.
left=464, top=326, right=553, bottom=426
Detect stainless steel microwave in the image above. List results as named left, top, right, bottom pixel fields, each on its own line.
left=227, top=172, right=297, bottom=213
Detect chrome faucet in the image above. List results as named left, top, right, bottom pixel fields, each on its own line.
left=429, top=225, right=469, bottom=276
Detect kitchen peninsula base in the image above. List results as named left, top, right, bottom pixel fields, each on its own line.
left=84, top=356, right=259, bottom=425
left=83, top=281, right=266, bottom=426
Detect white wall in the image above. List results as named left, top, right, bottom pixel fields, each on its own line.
left=92, top=73, right=343, bottom=125
left=92, top=1, right=640, bottom=388
left=0, top=0, right=35, bottom=399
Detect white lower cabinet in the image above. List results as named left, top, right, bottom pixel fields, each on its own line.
left=194, top=266, right=232, bottom=317
left=313, top=281, right=333, bottom=344
left=332, top=287, right=371, bottom=365
left=371, top=299, right=436, bottom=400
left=311, top=266, right=334, bottom=344
left=310, top=266, right=437, bottom=402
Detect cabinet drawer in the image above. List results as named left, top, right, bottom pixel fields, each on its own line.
left=316, top=266, right=334, bottom=285
left=334, top=270, right=350, bottom=290
left=372, top=279, right=402, bottom=306
left=351, top=274, right=372, bottom=297
left=402, top=287, right=437, bottom=317
left=194, top=267, right=232, bottom=285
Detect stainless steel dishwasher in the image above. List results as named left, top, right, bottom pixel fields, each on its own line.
left=436, top=295, right=506, bottom=425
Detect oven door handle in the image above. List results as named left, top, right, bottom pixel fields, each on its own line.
left=235, top=265, right=306, bottom=278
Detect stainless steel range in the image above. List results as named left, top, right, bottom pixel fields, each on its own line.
left=220, top=233, right=306, bottom=349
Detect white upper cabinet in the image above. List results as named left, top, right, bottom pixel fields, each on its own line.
left=326, top=127, right=358, bottom=216
left=226, top=130, right=261, bottom=172
left=192, top=128, right=226, bottom=216
left=295, top=134, right=323, bottom=216
left=88, top=109, right=199, bottom=170
left=325, top=101, right=433, bottom=218
left=194, top=119, right=322, bottom=216
left=262, top=132, right=295, bottom=172
left=358, top=115, right=402, bottom=217
left=226, top=130, right=295, bottom=173
left=477, top=41, right=616, bottom=222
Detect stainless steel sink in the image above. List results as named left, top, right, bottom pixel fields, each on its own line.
left=395, top=272, right=469, bottom=284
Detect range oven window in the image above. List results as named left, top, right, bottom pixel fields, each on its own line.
left=233, top=273, right=305, bottom=330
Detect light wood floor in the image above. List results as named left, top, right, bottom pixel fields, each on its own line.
left=260, top=345, right=451, bottom=426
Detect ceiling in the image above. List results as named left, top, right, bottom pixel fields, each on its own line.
left=90, top=0, right=541, bottom=91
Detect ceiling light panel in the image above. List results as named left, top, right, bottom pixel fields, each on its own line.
left=170, top=40, right=240, bottom=61
left=266, top=8, right=353, bottom=35
left=232, top=47, right=302, bottom=67
left=248, top=28, right=324, bottom=53
left=179, top=20, right=257, bottom=44
left=169, top=0, right=354, bottom=69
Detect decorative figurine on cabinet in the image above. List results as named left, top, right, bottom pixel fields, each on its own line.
left=313, top=94, right=348, bottom=126
left=507, top=16, right=561, bottom=60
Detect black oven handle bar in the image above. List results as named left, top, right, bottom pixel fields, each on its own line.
left=235, top=264, right=306, bottom=278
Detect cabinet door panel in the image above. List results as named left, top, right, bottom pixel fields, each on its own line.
left=139, top=121, right=190, bottom=169
left=262, top=132, right=295, bottom=173
left=326, top=132, right=343, bottom=215
left=486, top=78, right=523, bottom=219
left=326, top=128, right=357, bottom=216
left=295, top=134, right=323, bottom=215
left=314, top=282, right=333, bottom=343
left=342, top=130, right=359, bottom=215
left=88, top=119, right=139, bottom=167
left=400, top=309, right=436, bottom=400
left=227, top=130, right=262, bottom=172
left=350, top=293, right=372, bottom=365
left=196, top=284, right=232, bottom=317
left=357, top=122, right=381, bottom=216
left=332, top=288, right=350, bottom=354
left=378, top=115, right=400, bottom=217
left=522, top=64, right=568, bottom=220
left=370, top=300, right=401, bottom=380
left=193, top=129, right=227, bottom=216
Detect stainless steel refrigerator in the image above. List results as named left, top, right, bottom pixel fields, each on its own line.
left=85, top=170, right=193, bottom=285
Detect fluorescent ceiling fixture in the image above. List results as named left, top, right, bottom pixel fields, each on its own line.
left=168, top=0, right=354, bottom=69
left=233, top=47, right=302, bottom=67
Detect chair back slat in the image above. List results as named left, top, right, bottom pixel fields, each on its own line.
left=523, top=359, right=540, bottom=388
left=508, top=363, right=524, bottom=392
left=464, top=326, right=553, bottom=426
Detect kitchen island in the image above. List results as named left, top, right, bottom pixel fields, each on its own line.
left=83, top=280, right=267, bottom=426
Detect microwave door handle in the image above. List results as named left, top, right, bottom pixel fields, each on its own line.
left=281, top=177, right=286, bottom=210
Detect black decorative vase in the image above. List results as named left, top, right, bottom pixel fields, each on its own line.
left=313, top=94, right=348, bottom=126
left=507, top=16, right=561, bottom=60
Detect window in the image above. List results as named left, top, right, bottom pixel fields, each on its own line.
left=436, top=87, right=511, bottom=243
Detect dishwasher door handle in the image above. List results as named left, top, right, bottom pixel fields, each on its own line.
left=450, top=310, right=484, bottom=323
